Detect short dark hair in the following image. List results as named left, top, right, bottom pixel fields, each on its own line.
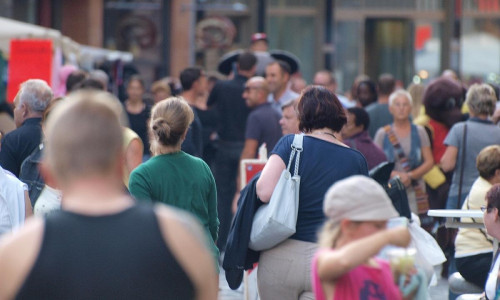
left=357, top=80, right=378, bottom=104
left=79, top=78, right=106, bottom=91
left=238, top=51, right=257, bottom=71
left=377, top=73, right=396, bottom=96
left=487, top=184, right=500, bottom=216
left=347, top=107, right=370, bottom=131
left=297, top=86, right=346, bottom=132
left=180, top=67, right=203, bottom=91
left=273, top=60, right=292, bottom=75
left=66, top=70, right=88, bottom=93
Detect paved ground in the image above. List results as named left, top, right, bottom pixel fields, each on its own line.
left=219, top=264, right=451, bottom=299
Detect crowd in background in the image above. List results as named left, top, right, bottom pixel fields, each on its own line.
left=1, top=32, right=500, bottom=299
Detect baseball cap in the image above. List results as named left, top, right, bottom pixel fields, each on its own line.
left=323, top=175, right=398, bottom=224
left=251, top=33, right=268, bottom=43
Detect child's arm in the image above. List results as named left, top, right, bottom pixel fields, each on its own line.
left=317, top=226, right=410, bottom=282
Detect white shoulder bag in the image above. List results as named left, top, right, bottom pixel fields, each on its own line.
left=249, top=134, right=303, bottom=251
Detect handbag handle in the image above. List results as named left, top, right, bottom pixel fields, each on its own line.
left=287, top=134, right=303, bottom=176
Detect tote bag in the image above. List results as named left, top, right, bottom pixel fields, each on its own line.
left=249, top=134, right=302, bottom=251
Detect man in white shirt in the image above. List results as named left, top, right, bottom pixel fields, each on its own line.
left=265, top=60, right=299, bottom=114
left=0, top=166, right=31, bottom=236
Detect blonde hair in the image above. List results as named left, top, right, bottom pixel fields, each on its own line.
left=477, top=145, right=500, bottom=180
left=388, top=89, right=413, bottom=107
left=149, top=97, right=194, bottom=155
left=407, top=83, right=425, bottom=119
left=318, top=220, right=342, bottom=248
left=466, top=83, right=497, bottom=116
left=44, top=91, right=123, bottom=183
left=151, top=78, right=172, bottom=96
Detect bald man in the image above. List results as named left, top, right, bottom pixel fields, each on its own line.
left=233, top=77, right=282, bottom=210
left=0, top=91, right=217, bottom=300
left=241, top=76, right=282, bottom=160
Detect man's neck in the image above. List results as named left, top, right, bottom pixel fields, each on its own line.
left=348, top=127, right=364, bottom=138
left=61, top=176, right=133, bottom=215
left=238, top=70, right=254, bottom=78
left=273, top=86, right=287, bottom=102
left=181, top=91, right=196, bottom=105
left=378, top=95, right=389, bottom=104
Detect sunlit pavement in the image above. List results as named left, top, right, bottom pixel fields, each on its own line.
left=219, top=265, right=451, bottom=300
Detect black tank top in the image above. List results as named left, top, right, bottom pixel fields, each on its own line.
left=16, top=204, right=195, bottom=299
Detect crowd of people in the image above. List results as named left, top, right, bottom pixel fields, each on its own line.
left=1, top=32, right=500, bottom=299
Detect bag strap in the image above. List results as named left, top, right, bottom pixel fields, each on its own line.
left=465, top=196, right=493, bottom=245
left=287, top=134, right=303, bottom=176
left=384, top=125, right=429, bottom=214
left=457, top=123, right=467, bottom=209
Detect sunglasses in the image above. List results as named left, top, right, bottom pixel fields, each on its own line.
left=244, top=86, right=260, bottom=92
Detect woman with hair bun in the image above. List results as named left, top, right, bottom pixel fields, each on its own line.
left=129, top=97, right=219, bottom=269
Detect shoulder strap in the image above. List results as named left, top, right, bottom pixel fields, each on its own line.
left=287, top=134, right=303, bottom=176
left=384, top=125, right=411, bottom=172
left=292, top=134, right=304, bottom=149
left=457, top=123, right=467, bottom=209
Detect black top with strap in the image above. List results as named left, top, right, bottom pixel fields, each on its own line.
left=16, top=204, right=194, bottom=300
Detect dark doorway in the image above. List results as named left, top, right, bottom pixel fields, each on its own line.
left=365, top=18, right=414, bottom=85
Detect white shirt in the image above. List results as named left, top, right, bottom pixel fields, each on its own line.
left=0, top=167, right=27, bottom=236
left=486, top=252, right=500, bottom=300
left=34, top=185, right=62, bottom=217
left=268, top=88, right=299, bottom=115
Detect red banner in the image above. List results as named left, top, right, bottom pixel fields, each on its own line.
left=7, top=39, right=52, bottom=103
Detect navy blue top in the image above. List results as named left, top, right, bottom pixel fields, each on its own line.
left=126, top=104, right=151, bottom=155
left=272, top=135, right=369, bottom=242
left=245, top=103, right=282, bottom=156
left=0, top=117, right=42, bottom=177
left=181, top=106, right=203, bottom=158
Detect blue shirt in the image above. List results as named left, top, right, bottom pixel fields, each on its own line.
left=272, top=135, right=369, bottom=242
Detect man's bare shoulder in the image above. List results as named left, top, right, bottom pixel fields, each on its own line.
left=154, top=204, right=218, bottom=300
left=0, top=218, right=44, bottom=300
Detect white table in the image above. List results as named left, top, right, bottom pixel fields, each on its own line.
left=428, top=209, right=484, bottom=229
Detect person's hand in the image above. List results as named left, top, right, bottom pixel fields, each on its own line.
left=387, top=226, right=411, bottom=248
left=492, top=108, right=500, bottom=124
left=400, top=268, right=419, bottom=300
left=392, top=171, right=411, bottom=187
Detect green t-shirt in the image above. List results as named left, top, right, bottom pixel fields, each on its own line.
left=129, top=151, right=219, bottom=261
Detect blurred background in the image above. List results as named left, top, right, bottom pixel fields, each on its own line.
left=0, top=0, right=499, bottom=98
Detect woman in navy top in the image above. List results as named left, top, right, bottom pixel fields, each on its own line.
left=256, top=86, right=368, bottom=299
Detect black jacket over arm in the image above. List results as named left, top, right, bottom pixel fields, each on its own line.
left=222, top=173, right=263, bottom=290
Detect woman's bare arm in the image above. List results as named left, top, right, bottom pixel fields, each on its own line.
left=440, top=146, right=458, bottom=172
left=256, top=154, right=286, bottom=203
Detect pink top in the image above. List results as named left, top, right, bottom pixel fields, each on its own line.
left=312, top=249, right=402, bottom=300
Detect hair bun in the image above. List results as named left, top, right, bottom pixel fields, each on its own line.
left=152, top=118, right=171, bottom=142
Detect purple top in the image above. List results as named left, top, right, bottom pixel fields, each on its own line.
left=344, top=131, right=387, bottom=170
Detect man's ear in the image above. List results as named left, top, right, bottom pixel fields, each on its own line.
left=21, top=103, right=29, bottom=118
